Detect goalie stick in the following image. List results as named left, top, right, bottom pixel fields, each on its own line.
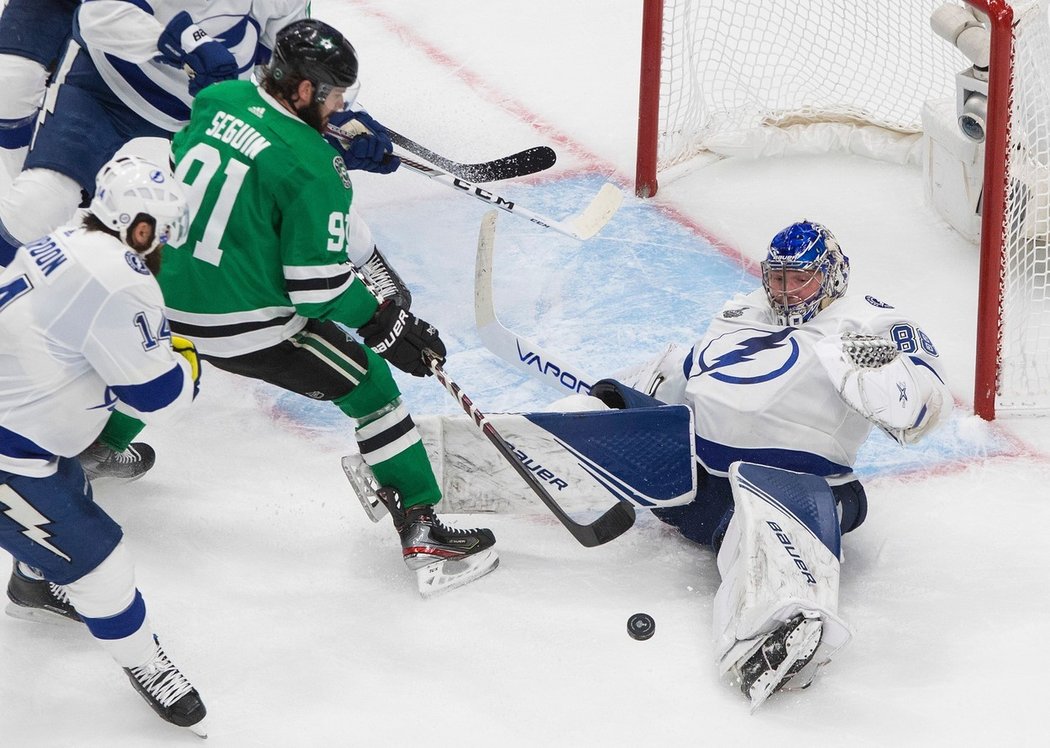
left=474, top=210, right=600, bottom=395
left=327, top=122, right=623, bottom=241
left=421, top=348, right=636, bottom=548
left=383, top=126, right=557, bottom=182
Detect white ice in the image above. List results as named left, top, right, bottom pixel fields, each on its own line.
left=2, top=1, right=1049, bottom=746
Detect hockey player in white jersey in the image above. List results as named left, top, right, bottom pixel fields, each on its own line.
left=0, top=1, right=399, bottom=478
left=0, top=155, right=208, bottom=735
left=578, top=220, right=951, bottom=708
left=0, top=0, right=308, bottom=267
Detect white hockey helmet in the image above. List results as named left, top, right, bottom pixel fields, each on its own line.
left=89, top=155, right=189, bottom=254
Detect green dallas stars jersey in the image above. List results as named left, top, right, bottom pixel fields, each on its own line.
left=159, top=80, right=378, bottom=358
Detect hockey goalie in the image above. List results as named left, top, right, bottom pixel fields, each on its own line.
left=473, top=216, right=952, bottom=709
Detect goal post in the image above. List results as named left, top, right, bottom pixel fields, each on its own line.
left=635, top=1, right=1050, bottom=419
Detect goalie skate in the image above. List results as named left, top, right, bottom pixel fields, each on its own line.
left=734, top=612, right=824, bottom=712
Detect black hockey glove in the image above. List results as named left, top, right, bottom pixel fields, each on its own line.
left=359, top=300, right=445, bottom=377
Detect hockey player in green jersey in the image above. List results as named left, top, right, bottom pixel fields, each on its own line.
left=158, top=18, right=498, bottom=596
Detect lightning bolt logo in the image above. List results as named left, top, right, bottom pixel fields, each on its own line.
left=696, top=328, right=800, bottom=384
left=0, top=485, right=72, bottom=561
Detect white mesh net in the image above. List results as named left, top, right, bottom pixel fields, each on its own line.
left=658, top=1, right=970, bottom=168
left=652, top=0, right=1050, bottom=415
left=997, top=2, right=1050, bottom=412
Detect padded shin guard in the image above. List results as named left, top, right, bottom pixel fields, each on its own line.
left=713, top=462, right=851, bottom=690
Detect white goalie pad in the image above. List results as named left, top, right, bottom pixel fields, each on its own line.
left=415, top=406, right=697, bottom=513
left=713, top=462, right=852, bottom=703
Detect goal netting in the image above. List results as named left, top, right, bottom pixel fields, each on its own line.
left=635, top=0, right=1050, bottom=417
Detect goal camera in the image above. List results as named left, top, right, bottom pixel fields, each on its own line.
left=959, top=89, right=987, bottom=143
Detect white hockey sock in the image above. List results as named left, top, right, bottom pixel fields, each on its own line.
left=63, top=542, right=157, bottom=668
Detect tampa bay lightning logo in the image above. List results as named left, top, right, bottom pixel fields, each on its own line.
left=124, top=251, right=150, bottom=275
left=694, top=327, right=800, bottom=384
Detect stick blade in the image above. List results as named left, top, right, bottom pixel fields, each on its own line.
left=455, top=146, right=557, bottom=182
left=564, top=183, right=624, bottom=240
left=571, top=500, right=637, bottom=547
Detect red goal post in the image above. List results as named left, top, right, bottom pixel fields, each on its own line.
left=635, top=0, right=1050, bottom=419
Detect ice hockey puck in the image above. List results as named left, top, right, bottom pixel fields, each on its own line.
left=627, top=613, right=655, bottom=641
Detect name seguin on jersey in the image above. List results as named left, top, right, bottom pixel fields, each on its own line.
left=204, top=112, right=271, bottom=159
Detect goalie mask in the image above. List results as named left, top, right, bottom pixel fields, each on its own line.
left=761, top=220, right=850, bottom=326
left=89, top=156, right=189, bottom=255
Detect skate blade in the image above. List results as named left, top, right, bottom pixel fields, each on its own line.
left=747, top=618, right=823, bottom=713
left=4, top=601, right=79, bottom=626
left=186, top=717, right=208, bottom=739
left=415, top=549, right=499, bottom=599
left=340, top=455, right=389, bottom=523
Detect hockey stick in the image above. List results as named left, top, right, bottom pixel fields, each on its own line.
left=474, top=210, right=600, bottom=395
left=422, top=348, right=636, bottom=547
left=383, top=126, right=557, bottom=182
left=327, top=122, right=623, bottom=241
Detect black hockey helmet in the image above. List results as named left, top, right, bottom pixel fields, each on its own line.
left=270, top=19, right=358, bottom=99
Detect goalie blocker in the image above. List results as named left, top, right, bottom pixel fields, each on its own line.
left=714, top=462, right=852, bottom=711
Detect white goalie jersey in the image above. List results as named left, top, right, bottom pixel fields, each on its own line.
left=639, top=289, right=952, bottom=483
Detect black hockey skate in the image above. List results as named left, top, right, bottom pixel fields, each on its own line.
left=386, top=489, right=499, bottom=598
left=79, top=441, right=156, bottom=483
left=736, top=613, right=823, bottom=711
left=5, top=561, right=81, bottom=624
left=124, top=636, right=207, bottom=737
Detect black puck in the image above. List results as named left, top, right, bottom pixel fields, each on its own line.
left=627, top=612, right=655, bottom=641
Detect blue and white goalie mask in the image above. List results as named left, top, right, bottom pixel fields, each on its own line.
left=761, top=220, right=850, bottom=326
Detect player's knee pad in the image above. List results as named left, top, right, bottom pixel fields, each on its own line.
left=713, top=462, right=851, bottom=683
left=333, top=345, right=402, bottom=418
left=63, top=540, right=138, bottom=619
left=0, top=167, right=83, bottom=246
left=0, top=54, right=47, bottom=123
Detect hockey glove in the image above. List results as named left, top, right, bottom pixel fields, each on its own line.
left=171, top=335, right=201, bottom=398
left=359, top=300, right=445, bottom=377
left=158, top=11, right=238, bottom=96
left=326, top=109, right=401, bottom=174
left=816, top=333, right=950, bottom=445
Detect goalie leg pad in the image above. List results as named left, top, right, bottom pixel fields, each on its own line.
left=713, top=462, right=852, bottom=709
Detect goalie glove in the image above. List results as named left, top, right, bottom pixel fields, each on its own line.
left=359, top=300, right=445, bottom=377
left=816, top=332, right=950, bottom=445
left=171, top=335, right=201, bottom=398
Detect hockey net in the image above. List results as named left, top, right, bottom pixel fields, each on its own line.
left=635, top=0, right=1050, bottom=418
